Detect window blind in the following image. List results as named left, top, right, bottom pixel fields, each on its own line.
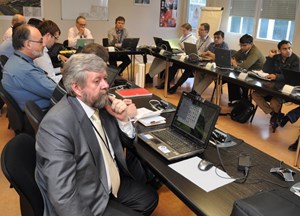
left=261, top=0, right=299, bottom=20
left=230, top=0, right=257, bottom=17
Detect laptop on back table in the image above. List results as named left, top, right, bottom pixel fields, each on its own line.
left=138, top=92, right=220, bottom=161
left=120, top=38, right=139, bottom=51
left=215, top=48, right=232, bottom=70
left=76, top=38, right=94, bottom=49
left=281, top=68, right=300, bottom=86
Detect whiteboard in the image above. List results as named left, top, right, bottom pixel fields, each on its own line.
left=198, top=7, right=223, bottom=36
left=61, top=0, right=108, bottom=20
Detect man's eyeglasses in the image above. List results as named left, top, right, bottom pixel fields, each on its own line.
left=28, top=38, right=43, bottom=44
left=51, top=34, right=59, bottom=40
left=77, top=23, right=86, bottom=27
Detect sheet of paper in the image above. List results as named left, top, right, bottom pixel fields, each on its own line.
left=169, top=156, right=235, bottom=192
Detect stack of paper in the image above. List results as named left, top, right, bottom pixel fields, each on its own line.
left=135, top=107, right=166, bottom=126
left=248, top=70, right=271, bottom=81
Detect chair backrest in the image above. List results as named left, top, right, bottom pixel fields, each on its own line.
left=102, top=38, right=109, bottom=47
left=0, top=82, right=25, bottom=133
left=0, top=55, right=8, bottom=80
left=24, top=101, right=46, bottom=134
left=1, top=133, right=44, bottom=216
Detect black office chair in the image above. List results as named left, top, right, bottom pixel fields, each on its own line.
left=102, top=38, right=109, bottom=47
left=0, top=55, right=8, bottom=116
left=1, top=133, right=44, bottom=216
left=24, top=101, right=46, bottom=134
left=63, top=39, right=71, bottom=50
left=0, top=83, right=34, bottom=135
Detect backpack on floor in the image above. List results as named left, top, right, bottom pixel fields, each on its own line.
left=230, top=99, right=255, bottom=123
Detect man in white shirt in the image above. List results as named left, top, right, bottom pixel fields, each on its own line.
left=34, top=20, right=63, bottom=83
left=67, top=16, right=93, bottom=48
left=2, top=14, right=26, bottom=41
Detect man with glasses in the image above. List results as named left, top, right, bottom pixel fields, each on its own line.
left=34, top=20, right=63, bottom=83
left=68, top=16, right=93, bottom=48
left=1, top=24, right=56, bottom=111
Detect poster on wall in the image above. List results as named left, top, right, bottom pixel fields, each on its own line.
left=159, top=0, right=177, bottom=27
left=0, top=0, right=42, bottom=19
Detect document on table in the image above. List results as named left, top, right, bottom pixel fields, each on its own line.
left=169, top=156, right=235, bottom=192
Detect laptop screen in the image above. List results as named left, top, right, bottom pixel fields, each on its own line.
left=171, top=92, right=220, bottom=147
left=215, top=48, right=232, bottom=68
left=76, top=38, right=94, bottom=49
left=281, top=68, right=300, bottom=86
left=153, top=37, right=163, bottom=47
left=107, top=65, right=120, bottom=86
left=184, top=42, right=198, bottom=55
left=121, top=38, right=139, bottom=50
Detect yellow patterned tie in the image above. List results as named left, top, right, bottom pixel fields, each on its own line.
left=91, top=110, right=120, bottom=197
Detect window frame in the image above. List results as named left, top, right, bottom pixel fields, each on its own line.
left=227, top=0, right=298, bottom=42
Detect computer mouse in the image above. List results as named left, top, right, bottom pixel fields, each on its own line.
left=198, top=159, right=213, bottom=171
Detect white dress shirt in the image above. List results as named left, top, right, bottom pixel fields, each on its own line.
left=34, top=47, right=62, bottom=83
left=67, top=26, right=93, bottom=48
left=3, top=27, right=12, bottom=41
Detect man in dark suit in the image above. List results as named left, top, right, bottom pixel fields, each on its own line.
left=35, top=53, right=158, bottom=215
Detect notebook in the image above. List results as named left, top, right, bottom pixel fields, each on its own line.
left=281, top=68, right=300, bottom=86
left=120, top=38, right=139, bottom=51
left=215, top=48, right=232, bottom=70
left=138, top=91, right=220, bottom=161
left=76, top=38, right=94, bottom=49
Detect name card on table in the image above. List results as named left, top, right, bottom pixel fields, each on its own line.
left=281, top=84, right=294, bottom=95
left=237, top=72, right=248, bottom=81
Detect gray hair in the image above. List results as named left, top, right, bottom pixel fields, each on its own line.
left=63, top=53, right=107, bottom=96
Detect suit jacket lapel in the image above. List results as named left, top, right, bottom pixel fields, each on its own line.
left=67, top=96, right=109, bottom=192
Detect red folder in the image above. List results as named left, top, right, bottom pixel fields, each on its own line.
left=115, top=88, right=152, bottom=98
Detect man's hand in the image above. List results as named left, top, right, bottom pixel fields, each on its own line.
left=266, top=74, right=277, bottom=80
left=122, top=99, right=137, bottom=119
left=269, top=49, right=277, bottom=58
left=231, top=58, right=238, bottom=68
left=105, top=95, right=128, bottom=121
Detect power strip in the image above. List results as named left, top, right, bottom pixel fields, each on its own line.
left=210, top=128, right=229, bottom=145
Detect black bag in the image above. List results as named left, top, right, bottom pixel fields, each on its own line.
left=230, top=99, right=255, bottom=123
left=231, top=189, right=300, bottom=216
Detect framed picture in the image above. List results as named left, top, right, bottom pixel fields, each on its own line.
left=0, top=0, right=43, bottom=20
left=134, top=0, right=150, bottom=5
left=159, top=0, right=178, bottom=28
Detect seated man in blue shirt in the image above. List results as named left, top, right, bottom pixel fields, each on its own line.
left=1, top=24, right=56, bottom=111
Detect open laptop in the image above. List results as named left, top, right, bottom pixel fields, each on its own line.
left=160, top=39, right=183, bottom=55
left=76, top=38, right=94, bottom=49
left=153, top=37, right=163, bottom=47
left=184, top=42, right=211, bottom=63
left=107, top=65, right=120, bottom=87
left=138, top=91, right=220, bottom=161
left=215, top=48, right=232, bottom=70
left=282, top=68, right=300, bottom=86
left=120, top=38, right=139, bottom=51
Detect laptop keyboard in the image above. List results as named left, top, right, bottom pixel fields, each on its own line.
left=152, top=129, right=200, bottom=154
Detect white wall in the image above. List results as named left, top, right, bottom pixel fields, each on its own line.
left=0, top=0, right=187, bottom=47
